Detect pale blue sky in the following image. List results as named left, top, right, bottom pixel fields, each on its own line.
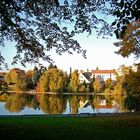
left=1, top=33, right=135, bottom=73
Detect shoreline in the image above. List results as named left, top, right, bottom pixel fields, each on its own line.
left=0, top=112, right=140, bottom=118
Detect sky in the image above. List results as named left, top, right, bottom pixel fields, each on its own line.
left=1, top=33, right=135, bottom=73
left=48, top=34, right=135, bottom=72
left=0, top=1, right=136, bottom=73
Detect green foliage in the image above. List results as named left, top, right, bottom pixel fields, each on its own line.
left=124, top=94, right=136, bottom=111
left=0, top=114, right=140, bottom=140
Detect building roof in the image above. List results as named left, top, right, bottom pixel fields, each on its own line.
left=91, top=70, right=115, bottom=74
left=82, top=72, right=92, bottom=82
left=82, top=72, right=92, bottom=79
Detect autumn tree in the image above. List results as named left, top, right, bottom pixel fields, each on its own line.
left=114, top=20, right=140, bottom=59
left=111, top=65, right=137, bottom=110
left=79, top=81, right=92, bottom=93
left=123, top=67, right=140, bottom=97
left=112, top=65, right=130, bottom=95
left=122, top=64, right=140, bottom=110
left=5, top=68, right=27, bottom=91
left=93, top=76, right=104, bottom=93
left=105, top=78, right=115, bottom=93
left=69, top=70, right=80, bottom=93
left=39, top=68, right=66, bottom=92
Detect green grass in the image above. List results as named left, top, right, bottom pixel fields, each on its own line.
left=0, top=114, right=140, bottom=140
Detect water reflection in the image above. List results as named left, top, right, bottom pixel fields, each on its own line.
left=39, top=94, right=67, bottom=114
left=0, top=93, right=127, bottom=115
left=5, top=93, right=39, bottom=113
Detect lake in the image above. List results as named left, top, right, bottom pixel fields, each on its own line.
left=0, top=93, right=127, bottom=115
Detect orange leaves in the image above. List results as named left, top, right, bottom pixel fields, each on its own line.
left=117, top=20, right=140, bottom=58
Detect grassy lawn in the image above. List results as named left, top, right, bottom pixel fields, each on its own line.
left=0, top=114, right=140, bottom=140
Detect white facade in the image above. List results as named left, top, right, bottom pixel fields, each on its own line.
left=79, top=70, right=116, bottom=84
left=92, top=70, right=116, bottom=81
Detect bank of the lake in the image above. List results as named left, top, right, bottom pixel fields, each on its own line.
left=0, top=113, right=140, bottom=140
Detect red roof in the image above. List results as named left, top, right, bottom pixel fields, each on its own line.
left=0, top=72, right=6, bottom=77
left=91, top=70, right=115, bottom=74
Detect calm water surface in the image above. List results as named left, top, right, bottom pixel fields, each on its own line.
left=0, top=93, right=126, bottom=115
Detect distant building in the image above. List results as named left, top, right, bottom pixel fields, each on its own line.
left=91, top=70, right=116, bottom=81
left=79, top=69, right=116, bottom=83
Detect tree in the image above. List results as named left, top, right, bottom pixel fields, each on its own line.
left=112, top=65, right=130, bottom=95
left=32, top=66, right=42, bottom=88
left=122, top=68, right=140, bottom=110
left=111, top=0, right=140, bottom=39
left=25, top=70, right=34, bottom=90
left=69, top=70, right=80, bottom=93
left=4, top=68, right=27, bottom=91
left=1, top=0, right=140, bottom=69
left=123, top=65, right=140, bottom=97
left=39, top=68, right=66, bottom=92
left=105, top=78, right=115, bottom=93
left=48, top=63, right=57, bottom=69
left=0, top=0, right=88, bottom=68
left=114, top=20, right=140, bottom=58
left=93, top=76, right=104, bottom=93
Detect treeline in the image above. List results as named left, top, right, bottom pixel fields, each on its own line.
left=3, top=64, right=93, bottom=93
left=2, top=64, right=140, bottom=97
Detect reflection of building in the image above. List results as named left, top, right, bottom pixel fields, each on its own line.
left=79, top=69, right=116, bottom=83
left=94, top=99, right=116, bottom=109
left=79, top=100, right=90, bottom=109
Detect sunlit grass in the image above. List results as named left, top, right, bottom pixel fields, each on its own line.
left=0, top=114, right=140, bottom=140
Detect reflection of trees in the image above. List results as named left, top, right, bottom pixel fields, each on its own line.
left=5, top=93, right=39, bottom=113
left=0, top=93, right=9, bottom=102
left=113, top=95, right=126, bottom=112
left=5, top=93, right=27, bottom=112
left=39, top=94, right=67, bottom=114
left=69, top=95, right=79, bottom=114
left=69, top=95, right=94, bottom=114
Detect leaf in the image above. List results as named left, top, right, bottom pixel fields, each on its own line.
left=120, top=0, right=124, bottom=9
left=112, top=21, right=116, bottom=26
